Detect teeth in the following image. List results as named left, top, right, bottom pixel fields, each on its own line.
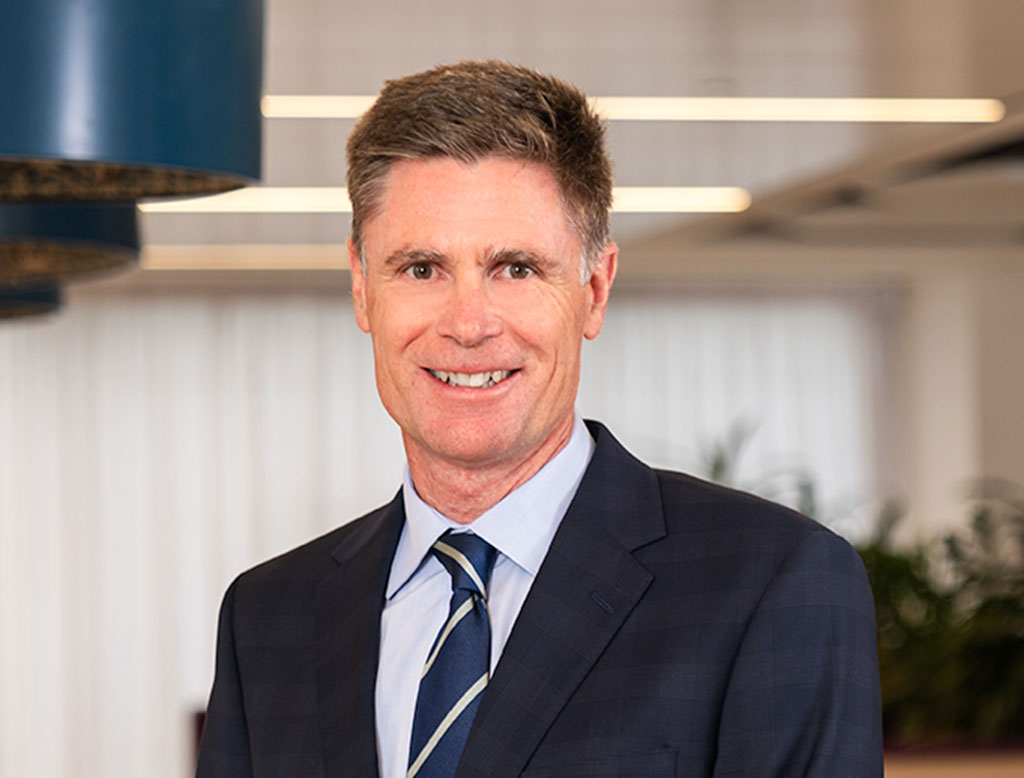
left=430, top=369, right=512, bottom=388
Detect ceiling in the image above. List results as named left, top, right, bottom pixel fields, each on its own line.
left=125, top=0, right=1023, bottom=282
left=635, top=94, right=1024, bottom=251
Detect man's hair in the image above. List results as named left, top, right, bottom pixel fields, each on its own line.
left=346, top=60, right=613, bottom=277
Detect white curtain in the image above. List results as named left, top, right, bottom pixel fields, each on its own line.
left=0, top=285, right=885, bottom=777
left=580, top=288, right=885, bottom=533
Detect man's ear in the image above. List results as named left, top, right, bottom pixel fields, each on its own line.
left=348, top=238, right=371, bottom=333
left=583, top=242, right=618, bottom=340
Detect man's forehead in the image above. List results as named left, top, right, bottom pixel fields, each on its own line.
left=364, top=156, right=582, bottom=251
left=378, top=155, right=560, bottom=197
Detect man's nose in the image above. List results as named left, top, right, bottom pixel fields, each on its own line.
left=435, top=277, right=503, bottom=346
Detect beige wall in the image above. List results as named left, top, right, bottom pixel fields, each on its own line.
left=976, top=261, right=1024, bottom=485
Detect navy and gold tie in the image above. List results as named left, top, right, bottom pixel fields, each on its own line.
left=407, top=531, right=497, bottom=778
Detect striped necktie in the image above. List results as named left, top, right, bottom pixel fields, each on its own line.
left=407, top=531, right=497, bottom=778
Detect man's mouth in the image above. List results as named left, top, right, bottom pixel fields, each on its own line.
left=427, top=369, right=515, bottom=388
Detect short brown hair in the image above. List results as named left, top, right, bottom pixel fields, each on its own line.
left=346, top=60, right=612, bottom=274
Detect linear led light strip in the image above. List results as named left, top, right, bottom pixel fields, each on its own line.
left=140, top=186, right=752, bottom=214
left=261, top=95, right=1005, bottom=123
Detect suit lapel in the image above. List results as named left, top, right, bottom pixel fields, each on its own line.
left=315, top=494, right=405, bottom=778
left=458, top=423, right=666, bottom=778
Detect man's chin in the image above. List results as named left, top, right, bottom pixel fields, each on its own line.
left=404, top=423, right=529, bottom=471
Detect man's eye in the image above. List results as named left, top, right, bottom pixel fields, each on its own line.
left=506, top=263, right=532, bottom=280
left=407, top=263, right=434, bottom=280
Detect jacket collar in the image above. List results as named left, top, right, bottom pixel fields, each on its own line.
left=315, top=493, right=405, bottom=777
left=457, top=420, right=666, bottom=777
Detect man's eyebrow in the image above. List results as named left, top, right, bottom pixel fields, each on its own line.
left=486, top=247, right=558, bottom=271
left=382, top=248, right=447, bottom=270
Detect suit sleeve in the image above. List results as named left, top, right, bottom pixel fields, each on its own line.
left=713, top=530, right=883, bottom=778
left=195, top=578, right=254, bottom=778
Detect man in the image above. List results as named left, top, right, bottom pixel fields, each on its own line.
left=196, top=61, right=882, bottom=777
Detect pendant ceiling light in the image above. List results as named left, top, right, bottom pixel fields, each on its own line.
left=0, top=201, right=140, bottom=286
left=0, top=283, right=62, bottom=320
left=0, top=0, right=263, bottom=199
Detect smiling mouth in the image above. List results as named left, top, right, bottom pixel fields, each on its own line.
left=427, top=369, right=516, bottom=388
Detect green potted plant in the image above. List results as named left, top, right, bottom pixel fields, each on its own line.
left=860, top=485, right=1024, bottom=746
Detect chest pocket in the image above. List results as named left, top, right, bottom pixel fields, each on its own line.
left=520, top=747, right=677, bottom=777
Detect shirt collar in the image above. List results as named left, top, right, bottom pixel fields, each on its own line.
left=386, top=412, right=595, bottom=599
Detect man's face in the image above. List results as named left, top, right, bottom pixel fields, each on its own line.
left=349, top=156, right=616, bottom=473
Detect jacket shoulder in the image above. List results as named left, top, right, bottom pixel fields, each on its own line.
left=651, top=466, right=868, bottom=598
left=232, top=493, right=402, bottom=591
left=654, top=467, right=823, bottom=535
left=584, top=419, right=842, bottom=558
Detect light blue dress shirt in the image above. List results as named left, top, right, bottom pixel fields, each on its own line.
left=374, top=413, right=595, bottom=778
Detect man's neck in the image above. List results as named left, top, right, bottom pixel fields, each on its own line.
left=403, top=418, right=575, bottom=524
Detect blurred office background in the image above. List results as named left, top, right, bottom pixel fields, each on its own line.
left=2, top=0, right=1023, bottom=775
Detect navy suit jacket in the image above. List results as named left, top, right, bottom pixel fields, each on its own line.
left=196, top=421, right=882, bottom=777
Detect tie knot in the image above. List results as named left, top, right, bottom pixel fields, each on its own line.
left=431, top=531, right=497, bottom=598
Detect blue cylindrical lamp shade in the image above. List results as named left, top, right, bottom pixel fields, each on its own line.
left=0, top=0, right=263, bottom=199
left=0, top=283, right=63, bottom=320
left=0, top=201, right=140, bottom=284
